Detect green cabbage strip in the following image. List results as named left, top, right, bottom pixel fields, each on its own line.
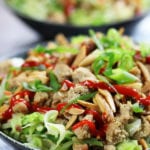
left=116, top=140, right=142, bottom=150
left=125, top=119, right=141, bottom=136
left=34, top=45, right=78, bottom=54
left=44, top=110, right=66, bottom=150
left=2, top=112, right=45, bottom=149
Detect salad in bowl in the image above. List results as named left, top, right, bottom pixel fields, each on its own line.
left=0, top=29, right=150, bottom=150
left=7, top=0, right=150, bottom=26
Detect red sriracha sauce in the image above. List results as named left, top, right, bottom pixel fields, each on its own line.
left=32, top=104, right=54, bottom=113
left=85, top=110, right=107, bottom=138
left=22, top=60, right=54, bottom=69
left=56, top=102, right=82, bottom=112
left=63, top=0, right=75, bottom=17
left=139, top=96, right=150, bottom=105
left=62, top=80, right=75, bottom=89
left=22, top=61, right=40, bottom=68
left=134, top=51, right=143, bottom=61
left=134, top=51, right=150, bottom=64
left=81, top=80, right=150, bottom=106
left=2, top=90, right=53, bottom=121
left=146, top=56, right=150, bottom=64
left=72, top=119, right=107, bottom=138
left=72, top=120, right=97, bottom=136
left=85, top=110, right=103, bottom=127
left=2, top=90, right=33, bottom=121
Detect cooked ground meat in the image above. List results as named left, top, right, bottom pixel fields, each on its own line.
left=34, top=92, right=49, bottom=105
left=106, top=102, right=132, bottom=144
left=106, top=118, right=129, bottom=144
left=52, top=84, right=89, bottom=107
left=104, top=145, right=116, bottom=150
left=53, top=63, right=72, bottom=82
left=72, top=67, right=98, bottom=83
left=73, top=143, right=89, bottom=150
left=73, top=125, right=91, bottom=140
left=12, top=102, right=28, bottom=114
left=9, top=71, right=48, bottom=87
left=119, top=102, right=133, bottom=123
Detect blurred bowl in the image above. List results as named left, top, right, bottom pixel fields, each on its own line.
left=5, top=2, right=149, bottom=39
left=0, top=131, right=33, bottom=150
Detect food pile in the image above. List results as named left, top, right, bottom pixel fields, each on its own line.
left=7, top=0, right=150, bottom=26
left=0, top=29, right=150, bottom=150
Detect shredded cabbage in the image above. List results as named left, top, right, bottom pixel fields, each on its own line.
left=44, top=110, right=66, bottom=150
left=125, top=119, right=141, bottom=136
left=117, top=140, right=142, bottom=150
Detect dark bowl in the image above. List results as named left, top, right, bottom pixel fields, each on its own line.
left=0, top=131, right=33, bottom=150
left=5, top=2, right=149, bottom=39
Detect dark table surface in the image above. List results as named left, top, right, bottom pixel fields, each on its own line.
left=0, top=0, right=150, bottom=149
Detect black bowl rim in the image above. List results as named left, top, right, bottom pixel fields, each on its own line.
left=0, top=131, right=34, bottom=150
left=5, top=0, right=150, bottom=29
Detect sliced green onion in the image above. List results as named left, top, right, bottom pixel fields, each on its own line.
left=34, top=45, right=78, bottom=54
left=89, top=30, right=104, bottom=51
left=71, top=35, right=88, bottom=44
left=108, top=68, right=139, bottom=84
left=107, top=28, right=121, bottom=42
left=83, top=138, right=103, bottom=147
left=49, top=71, right=61, bottom=92
left=61, top=92, right=97, bottom=113
left=132, top=103, right=144, bottom=113
left=119, top=54, right=134, bottom=71
left=23, top=80, right=53, bottom=92
left=92, top=57, right=105, bottom=75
